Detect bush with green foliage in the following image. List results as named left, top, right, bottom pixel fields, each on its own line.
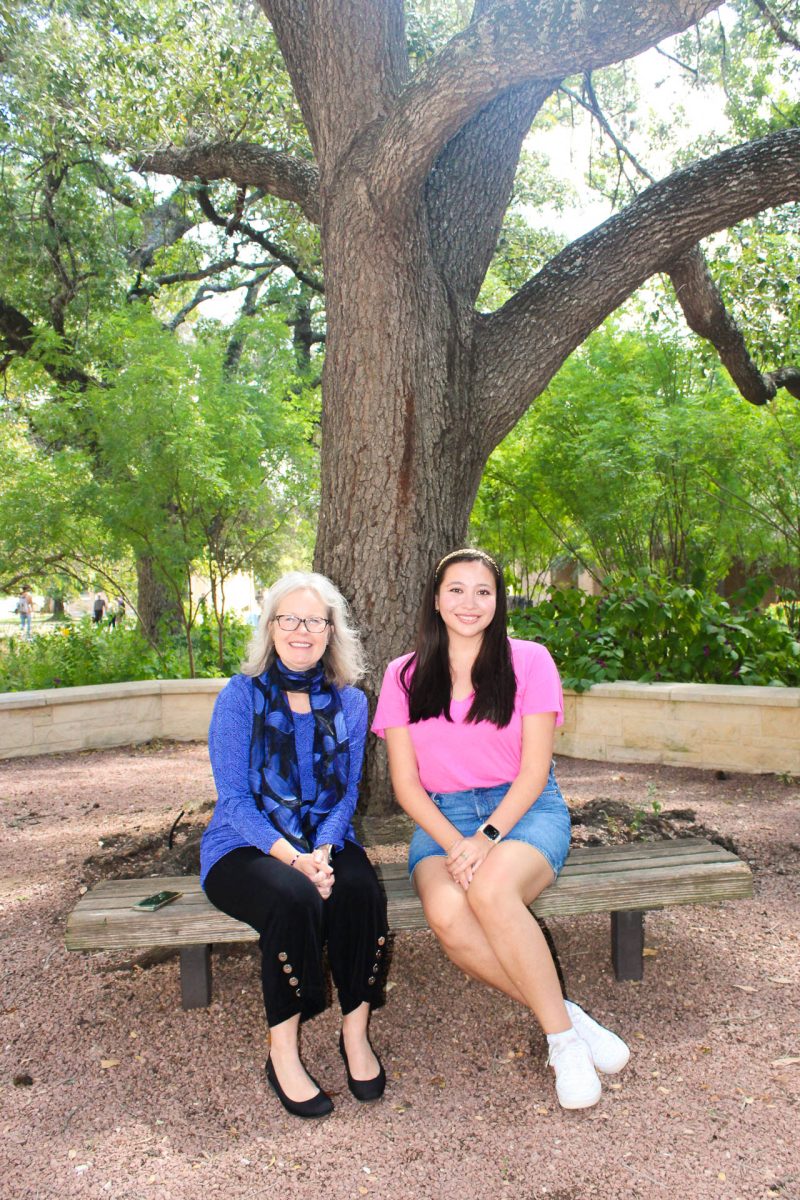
left=0, top=613, right=252, bottom=693
left=508, top=576, right=800, bottom=691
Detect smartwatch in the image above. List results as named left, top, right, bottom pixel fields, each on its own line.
left=478, top=822, right=502, bottom=845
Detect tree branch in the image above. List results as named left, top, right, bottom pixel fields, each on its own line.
left=752, top=0, right=800, bottom=52
left=259, top=0, right=408, bottom=170
left=194, top=186, right=324, bottom=293
left=668, top=245, right=800, bottom=404
left=474, top=127, right=800, bottom=448
left=0, top=297, right=98, bottom=390
left=370, top=0, right=720, bottom=209
left=128, top=195, right=195, bottom=271
left=223, top=275, right=265, bottom=376
left=562, top=75, right=657, bottom=186
left=167, top=269, right=278, bottom=331
left=425, top=79, right=555, bottom=303
left=0, top=554, right=72, bottom=595
left=654, top=44, right=700, bottom=79
left=135, top=142, right=321, bottom=224
left=128, top=255, right=241, bottom=300
left=256, top=1, right=318, bottom=151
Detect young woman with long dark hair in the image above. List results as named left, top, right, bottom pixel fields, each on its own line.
left=373, top=549, right=629, bottom=1109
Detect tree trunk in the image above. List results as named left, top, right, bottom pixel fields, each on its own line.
left=135, top=555, right=178, bottom=643
left=314, top=199, right=486, bottom=810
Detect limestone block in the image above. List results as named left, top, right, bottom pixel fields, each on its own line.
left=49, top=695, right=161, bottom=726
left=582, top=682, right=675, bottom=701
left=668, top=682, right=800, bottom=707
left=693, top=738, right=786, bottom=774
left=619, top=716, right=696, bottom=755
left=659, top=749, right=709, bottom=768
left=604, top=744, right=671, bottom=765
left=555, top=732, right=610, bottom=761
left=760, top=706, right=800, bottom=741
left=161, top=694, right=216, bottom=740
left=0, top=714, right=36, bottom=753
left=672, top=700, right=758, bottom=732
left=36, top=718, right=159, bottom=753
left=573, top=698, right=631, bottom=737
left=560, top=694, right=577, bottom=733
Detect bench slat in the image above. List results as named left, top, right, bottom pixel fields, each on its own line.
left=66, top=838, right=753, bottom=952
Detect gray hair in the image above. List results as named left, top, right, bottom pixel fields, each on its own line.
left=241, top=571, right=366, bottom=687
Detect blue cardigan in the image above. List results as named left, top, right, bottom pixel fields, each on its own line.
left=200, top=673, right=368, bottom=886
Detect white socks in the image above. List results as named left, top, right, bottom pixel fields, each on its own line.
left=546, top=1026, right=580, bottom=1051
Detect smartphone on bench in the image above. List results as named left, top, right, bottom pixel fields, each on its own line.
left=133, top=890, right=182, bottom=912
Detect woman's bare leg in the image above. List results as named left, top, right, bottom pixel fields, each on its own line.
left=465, top=841, right=571, bottom=1033
left=341, top=1000, right=380, bottom=1080
left=413, top=855, right=569, bottom=1034
left=414, top=850, right=570, bottom=1033
left=268, top=1013, right=320, bottom=1102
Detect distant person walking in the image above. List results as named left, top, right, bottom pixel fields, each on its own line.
left=16, top=588, right=34, bottom=639
left=92, top=591, right=107, bottom=625
left=108, top=596, right=125, bottom=629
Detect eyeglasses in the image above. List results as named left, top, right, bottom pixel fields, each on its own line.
left=274, top=614, right=331, bottom=633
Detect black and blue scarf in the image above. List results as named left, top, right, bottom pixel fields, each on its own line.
left=249, top=658, right=350, bottom=851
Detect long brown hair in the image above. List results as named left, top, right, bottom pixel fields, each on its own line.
left=400, top=549, right=516, bottom=727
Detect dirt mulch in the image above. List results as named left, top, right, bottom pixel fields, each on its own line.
left=1, top=741, right=798, bottom=1200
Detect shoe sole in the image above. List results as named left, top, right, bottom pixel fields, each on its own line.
left=557, top=1090, right=602, bottom=1110
left=593, top=1052, right=630, bottom=1075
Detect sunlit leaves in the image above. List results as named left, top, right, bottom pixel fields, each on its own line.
left=472, top=315, right=799, bottom=592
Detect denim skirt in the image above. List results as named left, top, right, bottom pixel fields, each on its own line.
left=408, top=765, right=571, bottom=880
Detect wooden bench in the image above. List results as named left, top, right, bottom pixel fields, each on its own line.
left=65, top=837, right=753, bottom=1009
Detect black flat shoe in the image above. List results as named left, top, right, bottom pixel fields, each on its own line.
left=339, top=1032, right=386, bottom=1102
left=265, top=1057, right=333, bottom=1119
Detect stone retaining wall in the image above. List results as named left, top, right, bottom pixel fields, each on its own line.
left=557, top=681, right=800, bottom=775
left=0, top=678, right=798, bottom=774
left=0, top=679, right=225, bottom=760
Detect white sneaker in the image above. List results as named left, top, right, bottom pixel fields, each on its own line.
left=547, top=1033, right=602, bottom=1110
left=565, top=1000, right=631, bottom=1074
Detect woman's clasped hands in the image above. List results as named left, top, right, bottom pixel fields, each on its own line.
left=445, top=833, right=494, bottom=890
left=292, top=846, right=335, bottom=898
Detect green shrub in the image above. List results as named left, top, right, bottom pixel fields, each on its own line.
left=0, top=612, right=252, bottom=693
left=508, top=576, right=800, bottom=691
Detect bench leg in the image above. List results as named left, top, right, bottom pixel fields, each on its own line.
left=611, top=911, right=644, bottom=981
left=180, top=945, right=212, bottom=1009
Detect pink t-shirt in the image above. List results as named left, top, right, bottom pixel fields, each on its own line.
left=372, top=638, right=563, bottom=793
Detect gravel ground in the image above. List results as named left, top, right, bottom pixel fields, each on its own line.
left=1, top=741, right=798, bottom=1200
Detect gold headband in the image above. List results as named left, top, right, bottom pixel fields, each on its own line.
left=434, top=548, right=500, bottom=580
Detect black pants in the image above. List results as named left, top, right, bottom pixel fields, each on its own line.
left=204, top=841, right=388, bottom=1027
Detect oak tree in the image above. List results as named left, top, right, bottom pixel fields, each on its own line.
left=137, top=2, right=799, bottom=681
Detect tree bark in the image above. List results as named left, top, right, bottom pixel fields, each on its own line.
left=135, top=555, right=178, bottom=643
left=314, top=192, right=490, bottom=804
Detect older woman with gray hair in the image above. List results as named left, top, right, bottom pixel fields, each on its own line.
left=201, top=572, right=387, bottom=1119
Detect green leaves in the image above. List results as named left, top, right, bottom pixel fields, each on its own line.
left=509, top=575, right=800, bottom=690
left=472, top=313, right=799, bottom=593
left=0, top=610, right=252, bottom=691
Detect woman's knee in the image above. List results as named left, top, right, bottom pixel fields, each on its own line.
left=283, top=871, right=325, bottom=917
left=419, top=882, right=471, bottom=943
left=465, top=866, right=523, bottom=922
left=330, top=852, right=383, bottom=909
